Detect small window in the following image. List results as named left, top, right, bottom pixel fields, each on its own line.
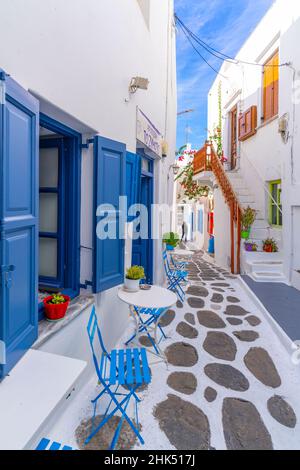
left=269, top=180, right=282, bottom=226
left=263, top=50, right=279, bottom=122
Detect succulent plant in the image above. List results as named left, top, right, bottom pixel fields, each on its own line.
left=47, top=293, right=67, bottom=305
left=126, top=265, right=145, bottom=280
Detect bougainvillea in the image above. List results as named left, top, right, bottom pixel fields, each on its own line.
left=175, top=162, right=210, bottom=201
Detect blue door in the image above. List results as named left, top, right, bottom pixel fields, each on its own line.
left=132, top=156, right=153, bottom=284
left=0, top=72, right=39, bottom=379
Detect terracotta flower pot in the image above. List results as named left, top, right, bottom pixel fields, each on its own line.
left=43, top=295, right=70, bottom=321
left=263, top=245, right=273, bottom=253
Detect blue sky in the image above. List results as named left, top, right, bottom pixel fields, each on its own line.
left=175, top=0, right=275, bottom=150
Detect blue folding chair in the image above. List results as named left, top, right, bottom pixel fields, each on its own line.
left=86, top=307, right=151, bottom=450
left=163, top=249, right=188, bottom=281
left=163, top=250, right=187, bottom=302
left=35, top=438, right=73, bottom=450
left=170, top=253, right=188, bottom=270
left=125, top=306, right=168, bottom=354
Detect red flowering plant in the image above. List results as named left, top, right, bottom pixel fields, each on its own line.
left=175, top=162, right=210, bottom=201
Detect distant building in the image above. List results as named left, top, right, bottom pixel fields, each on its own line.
left=195, top=0, right=300, bottom=289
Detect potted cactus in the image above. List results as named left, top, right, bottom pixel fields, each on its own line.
left=241, top=206, right=256, bottom=239
left=263, top=238, right=278, bottom=253
left=43, top=293, right=70, bottom=321
left=124, top=265, right=145, bottom=292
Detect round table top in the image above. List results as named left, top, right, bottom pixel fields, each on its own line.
left=173, top=249, right=193, bottom=256
left=118, top=285, right=177, bottom=309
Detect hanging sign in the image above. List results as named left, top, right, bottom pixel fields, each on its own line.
left=136, top=107, right=162, bottom=158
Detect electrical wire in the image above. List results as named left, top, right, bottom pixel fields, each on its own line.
left=177, top=20, right=228, bottom=79
left=175, top=14, right=290, bottom=68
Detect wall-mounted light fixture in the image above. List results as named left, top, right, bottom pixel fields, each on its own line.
left=168, top=162, right=180, bottom=179
left=129, top=76, right=149, bottom=94
left=161, top=140, right=168, bottom=158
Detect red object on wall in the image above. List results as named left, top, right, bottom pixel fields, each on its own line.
left=208, top=212, right=214, bottom=236
left=43, top=295, right=70, bottom=321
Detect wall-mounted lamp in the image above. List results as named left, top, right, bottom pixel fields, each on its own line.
left=161, top=140, right=168, bottom=158
left=168, top=162, right=180, bottom=179
left=129, top=76, right=149, bottom=94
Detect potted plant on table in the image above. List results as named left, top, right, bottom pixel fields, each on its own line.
left=124, top=265, right=145, bottom=292
left=163, top=232, right=180, bottom=251
left=263, top=238, right=278, bottom=253
left=241, top=206, right=256, bottom=239
left=43, top=293, right=70, bottom=321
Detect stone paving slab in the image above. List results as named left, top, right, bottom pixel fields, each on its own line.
left=46, top=251, right=300, bottom=451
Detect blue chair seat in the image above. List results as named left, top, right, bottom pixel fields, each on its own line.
left=36, top=438, right=73, bottom=450
left=101, top=348, right=151, bottom=386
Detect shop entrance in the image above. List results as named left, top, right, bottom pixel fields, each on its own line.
left=132, top=154, right=153, bottom=284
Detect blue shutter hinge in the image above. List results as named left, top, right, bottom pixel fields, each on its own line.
left=79, top=280, right=93, bottom=290
left=0, top=265, right=15, bottom=288
left=0, top=341, right=6, bottom=365
left=80, top=139, right=94, bottom=150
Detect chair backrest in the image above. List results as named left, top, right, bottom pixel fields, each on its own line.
left=87, top=306, right=108, bottom=377
left=162, top=249, right=172, bottom=277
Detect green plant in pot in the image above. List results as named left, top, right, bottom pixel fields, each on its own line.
left=124, top=265, right=145, bottom=292
left=263, top=237, right=278, bottom=253
left=241, top=206, right=256, bottom=239
left=162, top=232, right=180, bottom=251
left=43, top=293, right=70, bottom=321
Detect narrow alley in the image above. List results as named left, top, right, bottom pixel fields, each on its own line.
left=46, top=251, right=300, bottom=451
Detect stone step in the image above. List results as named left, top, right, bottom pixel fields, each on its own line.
left=248, top=271, right=287, bottom=283
left=234, top=188, right=252, bottom=196
left=248, top=227, right=271, bottom=240
left=238, top=194, right=256, bottom=204
left=246, top=260, right=284, bottom=274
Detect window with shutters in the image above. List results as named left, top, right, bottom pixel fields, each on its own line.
left=269, top=180, right=282, bottom=227
left=238, top=106, right=257, bottom=141
left=263, top=50, right=279, bottom=122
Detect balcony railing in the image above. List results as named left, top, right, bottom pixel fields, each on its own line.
left=193, top=141, right=242, bottom=274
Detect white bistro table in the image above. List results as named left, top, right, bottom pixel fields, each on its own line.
left=173, top=248, right=193, bottom=258
left=118, top=286, right=177, bottom=364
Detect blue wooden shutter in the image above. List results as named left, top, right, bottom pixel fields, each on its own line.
left=93, top=136, right=126, bottom=293
left=126, top=152, right=141, bottom=221
left=0, top=72, right=39, bottom=379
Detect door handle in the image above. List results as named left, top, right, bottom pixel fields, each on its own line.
left=0, top=265, right=15, bottom=288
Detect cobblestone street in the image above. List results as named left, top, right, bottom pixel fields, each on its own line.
left=132, top=251, right=300, bottom=450
left=49, top=251, right=300, bottom=450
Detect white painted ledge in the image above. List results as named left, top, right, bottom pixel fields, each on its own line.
left=0, top=349, right=86, bottom=450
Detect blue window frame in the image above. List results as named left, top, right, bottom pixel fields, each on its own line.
left=126, top=151, right=141, bottom=221
left=39, top=138, right=65, bottom=288
left=38, top=114, right=81, bottom=318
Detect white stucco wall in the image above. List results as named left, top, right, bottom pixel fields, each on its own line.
left=0, top=0, right=177, bottom=355
left=207, top=0, right=300, bottom=285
